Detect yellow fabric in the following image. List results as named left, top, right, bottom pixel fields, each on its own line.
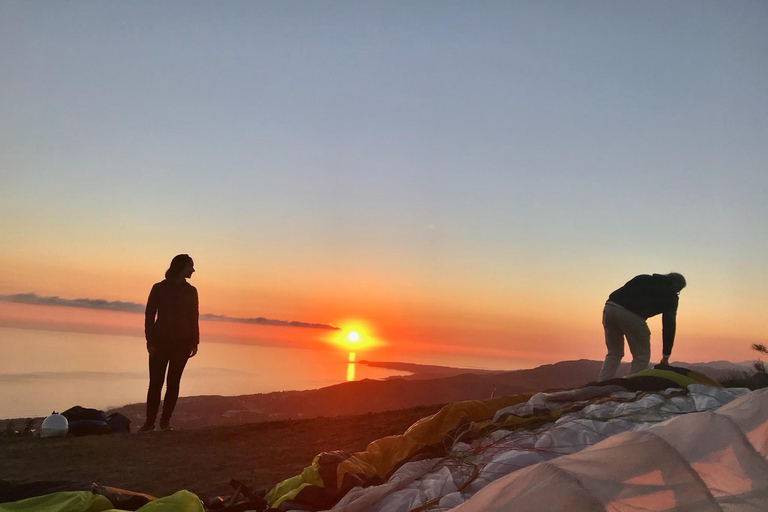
left=336, top=393, right=535, bottom=487
left=334, top=435, right=423, bottom=482
left=404, top=395, right=535, bottom=444
left=682, top=369, right=722, bottom=388
left=0, top=492, right=113, bottom=512
left=105, top=490, right=203, bottom=512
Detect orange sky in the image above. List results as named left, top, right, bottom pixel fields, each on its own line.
left=1, top=2, right=767, bottom=374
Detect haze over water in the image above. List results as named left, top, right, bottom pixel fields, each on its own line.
left=1, top=326, right=515, bottom=420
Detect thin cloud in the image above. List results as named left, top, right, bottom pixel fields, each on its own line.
left=199, top=313, right=338, bottom=330
left=1, top=292, right=145, bottom=313
left=0, top=293, right=339, bottom=330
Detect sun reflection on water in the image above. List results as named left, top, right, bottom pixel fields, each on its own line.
left=346, top=352, right=356, bottom=381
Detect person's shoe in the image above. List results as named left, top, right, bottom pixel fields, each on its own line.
left=159, top=420, right=173, bottom=432
left=137, top=422, right=155, bottom=433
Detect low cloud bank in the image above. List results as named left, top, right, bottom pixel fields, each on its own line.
left=0, top=293, right=339, bottom=330
left=199, top=313, right=338, bottom=330
left=2, top=292, right=145, bottom=313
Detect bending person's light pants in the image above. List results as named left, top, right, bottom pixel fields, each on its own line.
left=598, top=302, right=651, bottom=381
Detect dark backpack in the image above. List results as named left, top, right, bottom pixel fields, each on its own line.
left=61, top=406, right=110, bottom=436
left=106, top=413, right=132, bottom=434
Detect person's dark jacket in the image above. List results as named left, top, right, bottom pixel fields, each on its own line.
left=145, top=279, right=199, bottom=351
left=608, top=274, right=679, bottom=356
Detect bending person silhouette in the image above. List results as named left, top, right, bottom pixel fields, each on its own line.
left=598, top=272, right=686, bottom=381
left=139, top=254, right=199, bottom=432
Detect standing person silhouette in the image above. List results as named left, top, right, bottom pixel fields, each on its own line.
left=598, top=272, right=686, bottom=382
left=139, top=254, right=199, bottom=432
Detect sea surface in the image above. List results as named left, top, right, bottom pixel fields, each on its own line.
left=0, top=327, right=419, bottom=419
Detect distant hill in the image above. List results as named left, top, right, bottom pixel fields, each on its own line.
left=671, top=360, right=752, bottom=381
left=108, top=359, right=750, bottom=429
left=357, top=360, right=502, bottom=379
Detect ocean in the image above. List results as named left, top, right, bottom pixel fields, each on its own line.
left=0, top=327, right=415, bottom=419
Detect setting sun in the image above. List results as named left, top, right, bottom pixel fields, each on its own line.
left=323, top=320, right=383, bottom=352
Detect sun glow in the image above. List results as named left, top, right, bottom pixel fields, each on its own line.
left=326, top=320, right=382, bottom=351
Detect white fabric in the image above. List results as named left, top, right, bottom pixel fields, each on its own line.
left=492, top=385, right=627, bottom=421
left=455, top=388, right=768, bottom=512
left=330, top=459, right=442, bottom=512
left=316, top=386, right=761, bottom=512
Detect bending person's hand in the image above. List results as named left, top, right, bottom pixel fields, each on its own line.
left=189, top=346, right=198, bottom=358
left=660, top=355, right=670, bottom=366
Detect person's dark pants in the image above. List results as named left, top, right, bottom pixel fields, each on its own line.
left=146, top=345, right=190, bottom=425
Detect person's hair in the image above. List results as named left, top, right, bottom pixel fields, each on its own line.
left=667, top=272, right=686, bottom=292
left=165, top=254, right=194, bottom=280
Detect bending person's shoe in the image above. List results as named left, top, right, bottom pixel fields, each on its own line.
left=159, top=419, right=173, bottom=432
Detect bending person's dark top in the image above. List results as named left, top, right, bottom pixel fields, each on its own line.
left=608, top=273, right=679, bottom=356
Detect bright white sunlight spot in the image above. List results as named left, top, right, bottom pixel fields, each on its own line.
left=324, top=321, right=383, bottom=351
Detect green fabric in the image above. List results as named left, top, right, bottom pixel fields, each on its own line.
left=0, top=490, right=203, bottom=512
left=264, top=482, right=315, bottom=510
left=106, top=490, right=203, bottom=512
left=0, top=491, right=113, bottom=512
left=265, top=461, right=324, bottom=509
left=626, top=368, right=701, bottom=388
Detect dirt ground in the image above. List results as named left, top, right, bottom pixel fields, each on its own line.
left=0, top=404, right=444, bottom=502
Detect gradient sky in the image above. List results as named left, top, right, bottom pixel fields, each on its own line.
left=1, top=1, right=766, bottom=367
